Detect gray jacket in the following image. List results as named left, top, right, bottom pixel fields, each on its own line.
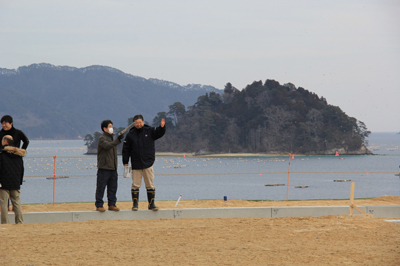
left=97, top=132, right=121, bottom=170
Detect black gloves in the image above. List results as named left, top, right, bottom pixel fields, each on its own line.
left=117, top=134, right=124, bottom=140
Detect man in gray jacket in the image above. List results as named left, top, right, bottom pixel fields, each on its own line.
left=95, top=120, right=124, bottom=212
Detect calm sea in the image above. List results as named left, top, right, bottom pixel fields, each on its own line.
left=20, top=132, right=400, bottom=204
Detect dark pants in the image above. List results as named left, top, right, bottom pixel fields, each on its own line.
left=95, top=169, right=118, bottom=208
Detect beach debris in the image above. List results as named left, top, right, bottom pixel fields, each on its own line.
left=333, top=179, right=351, bottom=182
left=265, top=183, right=285, bottom=186
left=294, top=185, right=308, bottom=188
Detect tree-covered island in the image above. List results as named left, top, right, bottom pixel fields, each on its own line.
left=85, top=79, right=371, bottom=155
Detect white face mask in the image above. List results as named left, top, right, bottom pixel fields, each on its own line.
left=108, top=127, right=114, bottom=134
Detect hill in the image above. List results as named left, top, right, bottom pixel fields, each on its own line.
left=86, top=79, right=371, bottom=155
left=0, top=63, right=222, bottom=139
left=154, top=80, right=371, bottom=155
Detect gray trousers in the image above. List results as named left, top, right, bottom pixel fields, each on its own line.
left=0, top=189, right=23, bottom=224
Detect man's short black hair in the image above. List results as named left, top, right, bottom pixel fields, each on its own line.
left=1, top=115, right=13, bottom=124
left=101, top=120, right=113, bottom=132
left=133, top=114, right=144, bottom=122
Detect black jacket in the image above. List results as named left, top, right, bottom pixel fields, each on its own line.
left=0, top=146, right=26, bottom=190
left=122, top=125, right=166, bottom=169
left=0, top=126, right=29, bottom=150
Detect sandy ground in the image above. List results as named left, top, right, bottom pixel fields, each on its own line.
left=0, top=196, right=399, bottom=265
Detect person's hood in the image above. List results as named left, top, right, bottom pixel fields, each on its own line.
left=3, top=146, right=27, bottom=157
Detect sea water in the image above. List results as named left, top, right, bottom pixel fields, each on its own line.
left=20, top=132, right=400, bottom=204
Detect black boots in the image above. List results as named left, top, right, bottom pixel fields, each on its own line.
left=147, top=189, right=159, bottom=211
left=131, top=189, right=159, bottom=211
left=131, top=189, right=139, bottom=211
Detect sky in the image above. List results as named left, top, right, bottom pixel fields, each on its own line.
left=1, top=0, right=399, bottom=132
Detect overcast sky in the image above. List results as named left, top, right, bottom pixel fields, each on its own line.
left=1, top=0, right=399, bottom=132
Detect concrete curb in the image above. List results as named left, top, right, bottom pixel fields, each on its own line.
left=6, top=205, right=400, bottom=224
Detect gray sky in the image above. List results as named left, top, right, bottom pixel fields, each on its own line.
left=1, top=0, right=399, bottom=132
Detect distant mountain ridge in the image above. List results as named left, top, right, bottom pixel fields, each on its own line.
left=0, top=63, right=222, bottom=139
left=0, top=63, right=218, bottom=92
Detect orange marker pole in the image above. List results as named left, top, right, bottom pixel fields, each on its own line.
left=53, top=155, right=57, bottom=206
left=286, top=153, right=291, bottom=201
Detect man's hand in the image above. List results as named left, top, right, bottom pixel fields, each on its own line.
left=118, top=134, right=124, bottom=140
left=161, top=118, right=165, bottom=128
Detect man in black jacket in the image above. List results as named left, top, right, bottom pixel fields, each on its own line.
left=0, top=135, right=26, bottom=224
left=122, top=115, right=165, bottom=211
left=0, top=115, right=29, bottom=211
left=95, top=120, right=124, bottom=212
left=0, top=115, right=29, bottom=150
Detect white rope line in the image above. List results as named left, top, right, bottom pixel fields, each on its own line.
left=24, top=171, right=397, bottom=178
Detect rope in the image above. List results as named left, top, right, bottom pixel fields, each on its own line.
left=25, top=156, right=97, bottom=159
left=24, top=171, right=398, bottom=178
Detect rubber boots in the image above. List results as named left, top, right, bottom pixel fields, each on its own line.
left=131, top=189, right=139, bottom=211
left=147, top=189, right=159, bottom=211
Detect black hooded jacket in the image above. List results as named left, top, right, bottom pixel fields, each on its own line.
left=122, top=124, right=166, bottom=169
left=0, top=126, right=29, bottom=150
left=0, top=146, right=26, bottom=190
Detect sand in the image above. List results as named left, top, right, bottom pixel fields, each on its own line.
left=0, top=196, right=399, bottom=265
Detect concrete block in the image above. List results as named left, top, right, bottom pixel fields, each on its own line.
left=271, top=206, right=350, bottom=218
left=173, top=207, right=272, bottom=219
left=7, top=205, right=400, bottom=224
left=366, top=205, right=400, bottom=218
left=10, top=212, right=74, bottom=224
left=71, top=209, right=175, bottom=222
